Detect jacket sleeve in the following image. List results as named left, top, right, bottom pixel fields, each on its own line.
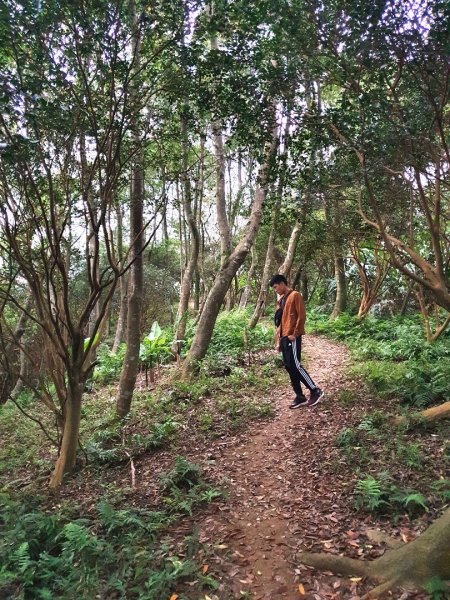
left=292, top=292, right=306, bottom=337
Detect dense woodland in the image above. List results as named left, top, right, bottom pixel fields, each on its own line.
left=0, top=1, right=449, bottom=599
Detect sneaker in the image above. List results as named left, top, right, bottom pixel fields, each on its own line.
left=289, top=395, right=308, bottom=409
left=307, top=388, right=324, bottom=407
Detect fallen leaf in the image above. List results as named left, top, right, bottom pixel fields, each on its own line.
left=298, top=583, right=306, bottom=595
left=350, top=577, right=362, bottom=582
left=202, top=564, right=209, bottom=574
left=170, top=595, right=178, bottom=600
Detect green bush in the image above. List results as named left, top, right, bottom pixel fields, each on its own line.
left=93, top=344, right=126, bottom=384
left=184, top=309, right=274, bottom=362
left=308, top=311, right=450, bottom=408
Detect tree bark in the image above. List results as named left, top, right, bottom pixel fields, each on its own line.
left=112, top=202, right=128, bottom=352
left=49, top=377, right=83, bottom=488
left=330, top=254, right=347, bottom=318
left=279, top=219, right=301, bottom=279
left=182, top=118, right=278, bottom=376
left=351, top=240, right=389, bottom=320
left=116, top=1, right=144, bottom=418
left=248, top=196, right=280, bottom=329
left=239, top=245, right=257, bottom=309
left=393, top=401, right=450, bottom=425
left=173, top=114, right=201, bottom=347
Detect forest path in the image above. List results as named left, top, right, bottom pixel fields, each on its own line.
left=198, top=335, right=374, bottom=600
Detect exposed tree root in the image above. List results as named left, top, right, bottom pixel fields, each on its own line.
left=361, top=579, right=399, bottom=599
left=300, top=552, right=371, bottom=577
left=300, top=508, right=450, bottom=597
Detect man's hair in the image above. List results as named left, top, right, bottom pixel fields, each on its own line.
left=269, top=274, right=288, bottom=287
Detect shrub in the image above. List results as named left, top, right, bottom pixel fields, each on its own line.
left=93, top=344, right=126, bottom=384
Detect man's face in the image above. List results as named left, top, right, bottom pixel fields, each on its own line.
left=272, top=282, right=287, bottom=296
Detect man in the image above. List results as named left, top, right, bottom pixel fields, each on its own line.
left=270, top=273, right=324, bottom=409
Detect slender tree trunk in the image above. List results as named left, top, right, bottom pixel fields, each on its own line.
left=49, top=376, right=83, bottom=488
left=300, top=271, right=308, bottom=301
left=182, top=118, right=278, bottom=376
left=400, top=280, right=414, bottom=316
left=330, top=254, right=347, bottom=318
left=239, top=245, right=257, bottom=309
left=279, top=220, right=301, bottom=279
left=112, top=203, right=128, bottom=352
left=248, top=197, right=280, bottom=328
left=116, top=1, right=144, bottom=418
left=10, top=347, right=26, bottom=399
left=174, top=113, right=200, bottom=347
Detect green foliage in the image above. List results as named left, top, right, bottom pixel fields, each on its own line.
left=0, top=457, right=222, bottom=599
left=308, top=312, right=450, bottom=408
left=357, top=410, right=386, bottom=433
left=185, top=309, right=274, bottom=364
left=354, top=473, right=431, bottom=517
left=85, top=418, right=178, bottom=466
left=335, top=427, right=360, bottom=448
left=424, top=576, right=450, bottom=600
left=396, top=442, right=424, bottom=469
left=159, top=456, right=201, bottom=492
left=431, top=479, right=450, bottom=503
left=354, top=475, right=388, bottom=512
left=93, top=344, right=126, bottom=384
left=140, top=322, right=172, bottom=368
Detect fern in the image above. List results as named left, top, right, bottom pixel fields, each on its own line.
left=355, top=476, right=388, bottom=512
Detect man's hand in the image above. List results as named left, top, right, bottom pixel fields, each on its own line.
left=287, top=335, right=295, bottom=341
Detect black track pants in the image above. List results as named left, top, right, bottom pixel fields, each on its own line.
left=280, top=336, right=317, bottom=396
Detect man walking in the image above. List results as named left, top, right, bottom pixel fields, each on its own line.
left=270, top=274, right=324, bottom=409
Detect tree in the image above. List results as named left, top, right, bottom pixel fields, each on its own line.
left=183, top=114, right=279, bottom=375
left=0, top=0, right=180, bottom=485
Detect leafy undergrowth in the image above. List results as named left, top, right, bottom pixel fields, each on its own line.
left=0, top=338, right=282, bottom=599
left=307, top=312, right=449, bottom=521
left=308, top=311, right=450, bottom=409
left=0, top=457, right=224, bottom=599
left=334, top=408, right=449, bottom=520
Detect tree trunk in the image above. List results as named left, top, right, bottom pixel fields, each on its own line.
left=116, top=0, right=144, bottom=419
left=279, top=219, right=301, bottom=279
left=49, top=378, right=83, bottom=488
left=416, top=285, right=450, bottom=342
left=300, top=507, right=450, bottom=598
left=112, top=202, right=128, bottom=352
left=330, top=254, right=347, bottom=318
left=248, top=197, right=280, bottom=329
left=212, top=121, right=231, bottom=265
left=173, top=114, right=201, bottom=347
left=182, top=118, right=278, bottom=376
left=300, top=271, right=308, bottom=301
left=112, top=274, right=129, bottom=352
left=239, top=245, right=257, bottom=309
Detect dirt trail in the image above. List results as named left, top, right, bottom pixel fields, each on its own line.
left=199, top=335, right=362, bottom=599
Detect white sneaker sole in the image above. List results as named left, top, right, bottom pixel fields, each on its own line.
left=308, top=391, right=324, bottom=407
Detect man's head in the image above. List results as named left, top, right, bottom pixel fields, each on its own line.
left=269, top=273, right=289, bottom=296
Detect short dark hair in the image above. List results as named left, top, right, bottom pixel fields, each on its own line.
left=269, top=274, right=287, bottom=287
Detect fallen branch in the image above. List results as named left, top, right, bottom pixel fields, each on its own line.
left=393, top=401, right=450, bottom=425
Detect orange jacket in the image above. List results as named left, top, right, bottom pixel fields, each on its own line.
left=276, top=289, right=306, bottom=338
